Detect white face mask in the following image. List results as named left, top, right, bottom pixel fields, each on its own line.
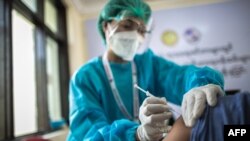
left=108, top=30, right=144, bottom=61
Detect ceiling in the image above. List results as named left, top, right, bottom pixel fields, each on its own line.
left=70, top=0, right=171, bottom=15
left=71, top=0, right=105, bottom=14
left=69, top=0, right=226, bottom=17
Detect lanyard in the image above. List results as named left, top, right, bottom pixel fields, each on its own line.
left=102, top=52, right=139, bottom=121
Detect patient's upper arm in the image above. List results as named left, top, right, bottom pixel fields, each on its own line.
left=163, top=116, right=192, bottom=141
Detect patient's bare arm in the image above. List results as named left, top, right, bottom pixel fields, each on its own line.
left=163, top=116, right=192, bottom=141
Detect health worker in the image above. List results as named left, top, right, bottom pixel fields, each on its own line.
left=67, top=0, right=225, bottom=140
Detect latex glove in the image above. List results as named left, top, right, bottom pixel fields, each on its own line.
left=182, top=84, right=224, bottom=127
left=137, top=96, right=172, bottom=141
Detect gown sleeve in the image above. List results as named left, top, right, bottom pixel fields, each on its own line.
left=67, top=68, right=139, bottom=141
left=152, top=54, right=224, bottom=105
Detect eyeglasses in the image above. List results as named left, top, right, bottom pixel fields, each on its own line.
left=113, top=18, right=149, bottom=35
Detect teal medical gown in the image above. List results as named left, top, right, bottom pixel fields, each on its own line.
left=67, top=49, right=224, bottom=141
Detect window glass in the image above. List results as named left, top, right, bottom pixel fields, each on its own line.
left=21, top=0, right=37, bottom=12
left=12, top=10, right=38, bottom=136
left=46, top=37, right=63, bottom=128
left=45, top=0, right=58, bottom=33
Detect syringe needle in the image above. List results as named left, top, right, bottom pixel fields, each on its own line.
left=134, top=84, right=154, bottom=97
left=134, top=84, right=147, bottom=93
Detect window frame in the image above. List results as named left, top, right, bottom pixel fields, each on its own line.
left=0, top=0, right=69, bottom=140
left=0, top=0, right=14, bottom=140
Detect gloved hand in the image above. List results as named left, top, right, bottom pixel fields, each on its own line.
left=137, top=96, right=172, bottom=141
left=181, top=84, right=224, bottom=127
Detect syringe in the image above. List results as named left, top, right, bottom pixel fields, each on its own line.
left=134, top=84, right=154, bottom=97
left=134, top=84, right=181, bottom=118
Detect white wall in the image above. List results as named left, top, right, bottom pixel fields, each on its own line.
left=149, top=0, right=250, bottom=92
